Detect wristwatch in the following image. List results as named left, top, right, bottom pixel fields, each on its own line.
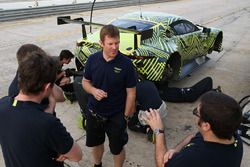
left=153, top=128, right=164, bottom=135
left=124, top=115, right=129, bottom=121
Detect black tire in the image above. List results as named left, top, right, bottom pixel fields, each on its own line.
left=73, top=76, right=88, bottom=111
left=162, top=53, right=181, bottom=82
left=75, top=58, right=84, bottom=71
left=213, top=32, right=223, bottom=52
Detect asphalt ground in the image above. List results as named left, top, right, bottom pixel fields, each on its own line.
left=0, top=0, right=250, bottom=166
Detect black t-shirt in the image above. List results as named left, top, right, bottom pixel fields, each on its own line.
left=84, top=51, right=137, bottom=116
left=136, top=80, right=162, bottom=110
left=0, top=96, right=73, bottom=167
left=165, top=133, right=243, bottom=167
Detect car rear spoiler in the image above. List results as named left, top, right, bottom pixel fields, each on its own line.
left=57, top=16, right=153, bottom=49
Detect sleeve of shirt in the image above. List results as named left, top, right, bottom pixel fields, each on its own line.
left=46, top=118, right=74, bottom=155
left=125, top=61, right=137, bottom=88
left=165, top=154, right=192, bottom=167
left=166, top=145, right=197, bottom=167
left=166, top=132, right=202, bottom=167
left=83, top=56, right=92, bottom=81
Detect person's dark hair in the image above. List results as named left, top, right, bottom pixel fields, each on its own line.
left=16, top=44, right=44, bottom=64
left=100, top=24, right=120, bottom=42
left=59, top=50, right=74, bottom=60
left=199, top=91, right=242, bottom=140
left=18, top=51, right=57, bottom=94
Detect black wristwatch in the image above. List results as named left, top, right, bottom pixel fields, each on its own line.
left=153, top=128, right=164, bottom=135
left=124, top=115, right=129, bottom=121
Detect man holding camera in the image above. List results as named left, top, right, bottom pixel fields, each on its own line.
left=143, top=91, right=243, bottom=167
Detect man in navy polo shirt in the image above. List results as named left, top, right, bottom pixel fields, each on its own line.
left=143, top=91, right=243, bottom=167
left=0, top=49, right=82, bottom=167
left=82, top=24, right=136, bottom=167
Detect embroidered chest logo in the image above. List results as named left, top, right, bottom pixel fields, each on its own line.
left=184, top=143, right=194, bottom=148
left=114, top=67, right=122, bottom=73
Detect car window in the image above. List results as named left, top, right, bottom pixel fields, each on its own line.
left=170, top=20, right=198, bottom=35
left=111, top=19, right=155, bottom=31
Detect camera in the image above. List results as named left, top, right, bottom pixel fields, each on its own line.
left=65, top=68, right=83, bottom=77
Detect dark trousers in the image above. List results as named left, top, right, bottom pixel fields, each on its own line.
left=157, top=77, right=213, bottom=102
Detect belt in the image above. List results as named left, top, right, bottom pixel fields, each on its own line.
left=89, top=109, right=108, bottom=122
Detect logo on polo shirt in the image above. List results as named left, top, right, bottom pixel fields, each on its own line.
left=114, top=67, right=122, bottom=73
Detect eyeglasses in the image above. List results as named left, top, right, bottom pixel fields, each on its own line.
left=192, top=107, right=200, bottom=118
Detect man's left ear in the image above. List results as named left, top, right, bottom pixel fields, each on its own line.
left=201, top=122, right=211, bottom=132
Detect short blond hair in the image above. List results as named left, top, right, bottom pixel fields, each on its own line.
left=100, top=24, right=120, bottom=42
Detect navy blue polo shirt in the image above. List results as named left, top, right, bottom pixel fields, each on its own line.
left=84, top=51, right=136, bottom=116
left=0, top=96, right=74, bottom=167
left=165, top=132, right=243, bottom=167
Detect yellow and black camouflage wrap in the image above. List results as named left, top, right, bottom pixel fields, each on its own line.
left=75, top=12, right=223, bottom=82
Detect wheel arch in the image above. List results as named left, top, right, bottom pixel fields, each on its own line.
left=162, top=52, right=181, bottom=81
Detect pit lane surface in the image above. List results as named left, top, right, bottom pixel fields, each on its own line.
left=0, top=0, right=250, bottom=166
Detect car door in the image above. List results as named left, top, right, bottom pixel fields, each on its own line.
left=170, top=20, right=201, bottom=63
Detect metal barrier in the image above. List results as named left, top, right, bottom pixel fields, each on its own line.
left=0, top=0, right=173, bottom=22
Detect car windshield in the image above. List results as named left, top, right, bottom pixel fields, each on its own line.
left=111, top=19, right=155, bottom=31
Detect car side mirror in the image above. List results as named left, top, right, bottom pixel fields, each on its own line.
left=202, top=27, right=211, bottom=35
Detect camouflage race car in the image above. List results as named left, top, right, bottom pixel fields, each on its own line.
left=58, top=12, right=223, bottom=82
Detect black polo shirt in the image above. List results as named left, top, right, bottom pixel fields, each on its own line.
left=84, top=51, right=136, bottom=116
left=0, top=96, right=74, bottom=167
left=165, top=132, right=243, bottom=167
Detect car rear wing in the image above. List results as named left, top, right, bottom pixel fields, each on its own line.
left=57, top=16, right=153, bottom=49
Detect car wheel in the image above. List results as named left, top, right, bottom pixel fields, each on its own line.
left=213, top=32, right=223, bottom=52
left=208, top=48, right=213, bottom=54
left=162, top=53, right=181, bottom=81
left=75, top=58, right=84, bottom=71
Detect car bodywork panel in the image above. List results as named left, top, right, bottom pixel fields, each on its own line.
left=73, top=12, right=223, bottom=82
